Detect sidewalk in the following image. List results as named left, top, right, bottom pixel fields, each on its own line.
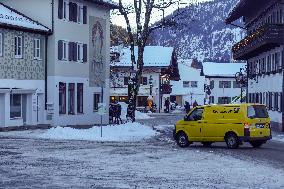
left=272, top=131, right=284, bottom=143
left=0, top=124, right=52, bottom=132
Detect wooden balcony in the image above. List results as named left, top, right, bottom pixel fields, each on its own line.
left=160, top=84, right=172, bottom=94
left=232, top=24, right=284, bottom=60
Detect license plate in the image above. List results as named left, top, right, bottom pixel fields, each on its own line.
left=256, top=124, right=265, bottom=128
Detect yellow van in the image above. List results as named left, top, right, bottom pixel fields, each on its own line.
left=173, top=103, right=272, bottom=149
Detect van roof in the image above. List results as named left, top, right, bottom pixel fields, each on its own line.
left=197, top=103, right=265, bottom=108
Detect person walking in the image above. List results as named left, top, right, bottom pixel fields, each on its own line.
left=164, top=98, right=170, bottom=113
left=116, top=103, right=123, bottom=124
left=184, top=101, right=191, bottom=114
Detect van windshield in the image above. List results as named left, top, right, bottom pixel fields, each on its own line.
left=247, top=105, right=269, bottom=118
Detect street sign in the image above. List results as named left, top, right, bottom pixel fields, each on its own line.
left=98, top=103, right=107, bottom=115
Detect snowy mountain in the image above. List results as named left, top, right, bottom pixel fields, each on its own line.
left=148, top=0, right=246, bottom=62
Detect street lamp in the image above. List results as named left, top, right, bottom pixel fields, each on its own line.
left=235, top=66, right=248, bottom=103
left=149, top=75, right=153, bottom=95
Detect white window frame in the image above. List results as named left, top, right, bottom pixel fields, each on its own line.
left=77, top=3, right=84, bottom=24
left=34, top=38, right=41, bottom=60
left=15, top=36, right=23, bottom=59
left=0, top=33, right=2, bottom=57
left=62, top=40, right=68, bottom=61
left=63, top=0, right=69, bottom=21
left=77, top=42, right=83, bottom=63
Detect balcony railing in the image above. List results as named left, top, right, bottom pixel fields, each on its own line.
left=232, top=24, right=284, bottom=60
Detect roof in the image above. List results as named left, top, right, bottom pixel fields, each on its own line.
left=225, top=0, right=276, bottom=24
left=84, top=0, right=119, bottom=9
left=111, top=46, right=174, bottom=68
left=0, top=3, right=50, bottom=33
left=202, top=62, right=246, bottom=77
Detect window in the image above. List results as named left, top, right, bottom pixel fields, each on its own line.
left=68, top=83, right=75, bottom=114
left=15, top=36, right=23, bottom=58
left=210, top=80, right=214, bottom=89
left=77, top=3, right=84, bottom=24
left=191, top=81, right=198, bottom=88
left=267, top=55, right=271, bottom=73
left=77, top=43, right=83, bottom=62
left=219, top=81, right=231, bottom=88
left=142, top=77, right=148, bottom=85
left=10, top=94, right=22, bottom=118
left=124, top=77, right=129, bottom=85
left=58, top=0, right=69, bottom=20
left=34, top=39, right=41, bottom=60
left=185, top=108, right=203, bottom=121
left=218, top=97, right=231, bottom=104
left=183, top=81, right=190, bottom=88
left=209, top=96, right=214, bottom=104
left=93, top=94, right=100, bottom=112
left=59, top=82, right=66, bottom=114
left=58, top=40, right=68, bottom=61
left=77, top=83, right=83, bottom=113
left=0, top=33, right=3, bottom=57
left=233, top=81, right=241, bottom=88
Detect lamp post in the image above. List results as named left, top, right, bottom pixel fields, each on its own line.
left=149, top=75, right=153, bottom=95
left=235, top=66, right=248, bottom=103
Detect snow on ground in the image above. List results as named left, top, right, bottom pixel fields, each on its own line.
left=273, top=133, right=284, bottom=143
left=1, top=122, right=158, bottom=142
left=119, top=102, right=152, bottom=120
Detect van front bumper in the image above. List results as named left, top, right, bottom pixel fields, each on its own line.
left=239, top=135, right=272, bottom=142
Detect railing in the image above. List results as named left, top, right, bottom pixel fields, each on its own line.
left=232, top=24, right=284, bottom=59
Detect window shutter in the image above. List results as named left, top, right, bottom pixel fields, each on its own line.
left=58, top=40, right=63, bottom=60
left=73, top=3, right=78, bottom=22
left=83, top=44, right=87, bottom=62
left=58, top=0, right=63, bottom=19
left=33, top=39, right=36, bottom=58
left=40, top=38, right=44, bottom=59
left=68, top=42, right=73, bottom=61
left=83, top=6, right=87, bottom=24
left=73, top=43, right=77, bottom=61
left=69, top=2, right=73, bottom=21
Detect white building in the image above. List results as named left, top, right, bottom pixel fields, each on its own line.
left=110, top=46, right=180, bottom=112
left=2, top=0, right=117, bottom=126
left=226, top=0, right=284, bottom=131
left=170, top=60, right=205, bottom=106
left=0, top=3, right=51, bottom=127
left=203, top=62, right=246, bottom=104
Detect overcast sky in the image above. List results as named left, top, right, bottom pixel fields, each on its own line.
left=111, top=0, right=212, bottom=28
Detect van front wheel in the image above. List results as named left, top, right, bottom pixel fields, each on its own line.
left=250, top=141, right=264, bottom=148
left=177, top=132, right=190, bottom=148
left=225, top=133, right=239, bottom=149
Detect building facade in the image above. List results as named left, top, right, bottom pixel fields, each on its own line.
left=203, top=62, right=246, bottom=105
left=2, top=0, right=116, bottom=126
left=110, top=46, right=180, bottom=112
left=226, top=0, right=284, bottom=131
left=0, top=3, right=50, bottom=127
left=170, top=60, right=205, bottom=107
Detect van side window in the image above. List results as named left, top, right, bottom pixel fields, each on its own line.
left=188, top=108, right=203, bottom=121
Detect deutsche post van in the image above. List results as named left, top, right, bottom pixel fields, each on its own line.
left=173, top=104, right=272, bottom=149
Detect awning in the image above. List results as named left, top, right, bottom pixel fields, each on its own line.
left=0, top=88, right=37, bottom=94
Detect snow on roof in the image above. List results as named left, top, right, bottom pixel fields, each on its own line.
left=203, top=62, right=246, bottom=77
left=111, top=46, right=174, bottom=67
left=87, top=0, right=118, bottom=8
left=0, top=3, right=50, bottom=32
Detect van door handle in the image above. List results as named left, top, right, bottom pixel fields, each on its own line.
left=200, top=128, right=201, bottom=133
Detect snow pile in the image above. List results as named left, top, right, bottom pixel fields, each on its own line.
left=273, top=134, right=284, bottom=143
left=40, top=122, right=157, bottom=142
left=119, top=102, right=152, bottom=120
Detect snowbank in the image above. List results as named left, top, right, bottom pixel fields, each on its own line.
left=119, top=102, right=152, bottom=120
left=40, top=122, right=157, bottom=142
left=273, top=134, right=284, bottom=143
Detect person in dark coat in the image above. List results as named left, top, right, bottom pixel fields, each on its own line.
left=193, top=100, right=198, bottom=108
left=115, top=103, right=123, bottom=124
left=184, top=101, right=191, bottom=114
left=164, top=99, right=170, bottom=113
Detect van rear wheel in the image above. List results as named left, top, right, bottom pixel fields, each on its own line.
left=250, top=141, right=264, bottom=148
left=225, top=133, right=239, bottom=149
left=176, top=132, right=190, bottom=148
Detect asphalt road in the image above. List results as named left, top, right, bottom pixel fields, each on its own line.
left=145, top=113, right=284, bottom=170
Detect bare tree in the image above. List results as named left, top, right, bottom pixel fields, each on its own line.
left=116, top=0, right=194, bottom=122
